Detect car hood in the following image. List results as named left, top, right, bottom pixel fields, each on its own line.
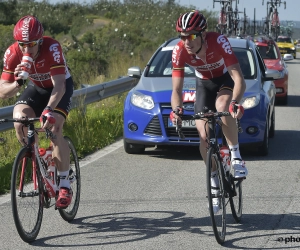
left=133, top=76, right=260, bottom=102
left=276, top=42, right=294, bottom=48
left=263, top=59, right=284, bottom=71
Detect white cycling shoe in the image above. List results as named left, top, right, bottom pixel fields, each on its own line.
left=231, top=158, right=248, bottom=178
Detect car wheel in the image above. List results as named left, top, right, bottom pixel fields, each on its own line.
left=124, top=140, right=145, bottom=154
left=257, top=118, right=269, bottom=156
left=269, top=111, right=275, bottom=138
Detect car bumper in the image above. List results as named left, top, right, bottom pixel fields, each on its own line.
left=124, top=102, right=267, bottom=148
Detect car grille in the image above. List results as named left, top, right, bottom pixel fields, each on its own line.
left=144, top=116, right=162, bottom=136
left=162, top=115, right=199, bottom=138
left=279, top=47, right=294, bottom=54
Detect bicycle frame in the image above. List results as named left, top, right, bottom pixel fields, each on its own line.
left=16, top=119, right=58, bottom=199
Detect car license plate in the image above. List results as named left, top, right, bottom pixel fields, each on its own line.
left=168, top=118, right=196, bottom=127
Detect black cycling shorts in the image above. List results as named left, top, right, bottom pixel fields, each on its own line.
left=194, top=72, right=234, bottom=114
left=15, top=77, right=74, bottom=119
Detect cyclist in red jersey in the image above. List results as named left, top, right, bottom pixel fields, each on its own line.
left=0, top=15, right=73, bottom=209
left=170, top=11, right=248, bottom=213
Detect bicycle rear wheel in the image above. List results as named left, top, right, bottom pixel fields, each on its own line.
left=206, top=147, right=226, bottom=244
left=11, top=147, right=43, bottom=243
left=229, top=177, right=243, bottom=222
left=58, top=136, right=81, bottom=221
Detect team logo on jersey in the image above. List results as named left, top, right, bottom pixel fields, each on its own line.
left=49, top=43, right=61, bottom=63
left=196, top=58, right=224, bottom=71
left=36, top=59, right=45, bottom=68
left=217, top=35, right=232, bottom=54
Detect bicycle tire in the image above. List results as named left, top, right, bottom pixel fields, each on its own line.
left=206, top=147, right=226, bottom=245
left=229, top=177, right=243, bottom=222
left=58, top=136, right=81, bottom=221
left=11, top=147, right=44, bottom=243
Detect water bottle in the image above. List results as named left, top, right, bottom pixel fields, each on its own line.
left=220, top=146, right=231, bottom=172
left=39, top=146, right=55, bottom=173
left=18, top=53, right=33, bottom=79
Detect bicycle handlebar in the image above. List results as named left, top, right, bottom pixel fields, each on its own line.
left=0, top=117, right=55, bottom=139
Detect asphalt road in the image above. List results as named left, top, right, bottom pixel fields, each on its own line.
left=0, top=54, right=300, bottom=250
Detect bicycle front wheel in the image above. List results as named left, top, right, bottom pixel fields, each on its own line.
left=58, top=136, right=81, bottom=221
left=11, top=147, right=43, bottom=243
left=229, top=178, right=243, bottom=222
left=206, top=147, right=226, bottom=245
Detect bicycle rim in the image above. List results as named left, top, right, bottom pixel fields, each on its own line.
left=11, top=147, right=43, bottom=243
left=59, top=136, right=81, bottom=221
left=206, top=147, right=226, bottom=244
left=229, top=178, right=243, bottom=222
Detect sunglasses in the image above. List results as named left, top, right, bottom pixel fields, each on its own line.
left=179, top=33, right=201, bottom=41
left=18, top=39, right=40, bottom=48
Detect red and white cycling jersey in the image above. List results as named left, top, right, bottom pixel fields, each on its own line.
left=172, top=32, right=238, bottom=80
left=1, top=36, right=71, bottom=88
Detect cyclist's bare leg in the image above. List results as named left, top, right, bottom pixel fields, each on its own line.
left=50, top=112, right=70, bottom=173
left=196, top=119, right=209, bottom=163
left=13, top=104, right=36, bottom=144
left=216, top=89, right=238, bottom=145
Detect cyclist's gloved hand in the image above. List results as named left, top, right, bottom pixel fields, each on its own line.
left=40, top=106, right=56, bottom=125
left=229, top=100, right=244, bottom=119
left=170, top=106, right=183, bottom=124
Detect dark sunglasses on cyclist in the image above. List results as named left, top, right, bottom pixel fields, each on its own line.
left=18, top=39, right=40, bottom=48
left=179, top=33, right=201, bottom=41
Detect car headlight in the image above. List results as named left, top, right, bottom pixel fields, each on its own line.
left=291, top=47, right=295, bottom=50
left=130, top=91, right=154, bottom=110
left=240, top=94, right=260, bottom=109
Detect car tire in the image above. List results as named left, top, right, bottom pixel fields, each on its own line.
left=257, top=118, right=269, bottom=156
left=124, top=140, right=145, bottom=154
left=269, top=111, right=275, bottom=138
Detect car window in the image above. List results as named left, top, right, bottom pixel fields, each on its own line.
left=232, top=48, right=256, bottom=79
left=255, top=46, right=268, bottom=78
left=146, top=49, right=195, bottom=77
left=257, top=45, right=278, bottom=59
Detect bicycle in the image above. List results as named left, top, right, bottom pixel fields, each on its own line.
left=0, top=117, right=81, bottom=243
left=263, top=0, right=286, bottom=39
left=176, top=108, right=244, bottom=244
left=213, top=0, right=241, bottom=36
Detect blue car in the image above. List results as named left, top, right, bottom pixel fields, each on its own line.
left=123, top=37, right=281, bottom=155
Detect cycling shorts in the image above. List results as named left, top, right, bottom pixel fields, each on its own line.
left=15, top=77, right=74, bottom=119
left=194, top=72, right=234, bottom=114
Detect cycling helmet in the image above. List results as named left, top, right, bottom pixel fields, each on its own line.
left=176, top=11, right=207, bottom=32
left=13, top=15, right=44, bottom=42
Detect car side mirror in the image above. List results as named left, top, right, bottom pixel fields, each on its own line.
left=128, top=66, right=142, bottom=79
left=264, top=68, right=282, bottom=80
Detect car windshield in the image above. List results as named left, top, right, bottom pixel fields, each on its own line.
left=257, top=45, right=279, bottom=60
left=146, top=47, right=195, bottom=77
left=277, top=37, right=292, bottom=43
left=146, top=46, right=256, bottom=79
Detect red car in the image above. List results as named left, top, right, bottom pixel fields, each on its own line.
left=255, top=37, right=289, bottom=104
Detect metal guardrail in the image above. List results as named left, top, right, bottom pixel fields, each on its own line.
left=0, top=76, right=138, bottom=131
